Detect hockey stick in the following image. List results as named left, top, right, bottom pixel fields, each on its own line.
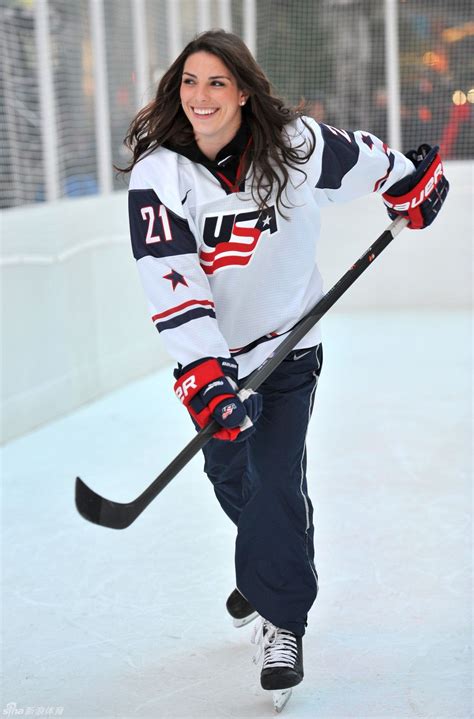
left=75, top=216, right=408, bottom=529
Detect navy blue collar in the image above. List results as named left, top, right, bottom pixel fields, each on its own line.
left=165, top=121, right=251, bottom=176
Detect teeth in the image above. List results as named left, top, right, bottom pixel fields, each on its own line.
left=193, top=108, right=217, bottom=115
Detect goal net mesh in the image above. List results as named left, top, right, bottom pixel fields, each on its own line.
left=1, top=0, right=472, bottom=209
left=254, top=0, right=473, bottom=161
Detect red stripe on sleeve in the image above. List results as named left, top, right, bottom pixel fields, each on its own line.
left=151, top=299, right=214, bottom=322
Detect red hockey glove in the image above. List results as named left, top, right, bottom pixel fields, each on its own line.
left=174, top=357, right=262, bottom=442
left=382, top=145, right=449, bottom=229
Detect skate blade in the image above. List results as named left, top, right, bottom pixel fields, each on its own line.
left=272, top=688, right=292, bottom=713
left=232, top=611, right=259, bottom=628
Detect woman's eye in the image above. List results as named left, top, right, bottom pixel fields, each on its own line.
left=181, top=78, right=225, bottom=87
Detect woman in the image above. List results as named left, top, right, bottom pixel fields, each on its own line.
left=123, top=29, right=448, bottom=707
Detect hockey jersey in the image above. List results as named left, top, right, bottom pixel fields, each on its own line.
left=128, top=116, right=414, bottom=378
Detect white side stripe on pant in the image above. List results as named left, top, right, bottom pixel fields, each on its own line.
left=299, top=369, right=319, bottom=585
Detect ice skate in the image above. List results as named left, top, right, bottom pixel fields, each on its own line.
left=226, top=588, right=258, bottom=628
left=252, top=618, right=303, bottom=713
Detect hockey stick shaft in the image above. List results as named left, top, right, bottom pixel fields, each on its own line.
left=75, top=217, right=407, bottom=529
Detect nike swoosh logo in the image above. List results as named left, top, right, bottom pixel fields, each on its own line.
left=293, top=350, right=311, bottom=361
left=181, top=189, right=192, bottom=205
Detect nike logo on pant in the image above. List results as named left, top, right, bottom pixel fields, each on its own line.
left=293, top=350, right=311, bottom=361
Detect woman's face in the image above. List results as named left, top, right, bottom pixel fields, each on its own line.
left=180, top=51, right=247, bottom=155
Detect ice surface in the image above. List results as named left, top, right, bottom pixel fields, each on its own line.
left=2, top=311, right=471, bottom=718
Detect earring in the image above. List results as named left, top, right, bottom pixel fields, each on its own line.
left=240, top=100, right=246, bottom=106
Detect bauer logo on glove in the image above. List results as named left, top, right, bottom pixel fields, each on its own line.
left=383, top=162, right=443, bottom=212
left=382, top=144, right=449, bottom=230
left=175, top=375, right=198, bottom=402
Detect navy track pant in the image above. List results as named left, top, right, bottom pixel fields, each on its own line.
left=202, top=344, right=323, bottom=637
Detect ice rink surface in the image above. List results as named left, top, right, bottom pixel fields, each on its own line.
left=2, top=311, right=472, bottom=719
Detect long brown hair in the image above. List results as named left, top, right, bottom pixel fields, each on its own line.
left=120, top=29, right=315, bottom=214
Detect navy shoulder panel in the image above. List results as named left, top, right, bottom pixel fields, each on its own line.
left=129, top=189, right=196, bottom=260
left=315, top=124, right=359, bottom=190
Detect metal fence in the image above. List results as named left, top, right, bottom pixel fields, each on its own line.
left=1, top=0, right=472, bottom=209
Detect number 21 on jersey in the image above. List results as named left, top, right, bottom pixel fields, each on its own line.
left=141, top=205, right=173, bottom=244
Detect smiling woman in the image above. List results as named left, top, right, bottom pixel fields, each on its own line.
left=120, top=29, right=315, bottom=214
left=179, top=52, right=248, bottom=160
left=118, top=27, right=448, bottom=713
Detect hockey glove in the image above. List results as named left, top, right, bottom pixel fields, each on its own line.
left=382, top=144, right=449, bottom=229
left=174, top=357, right=262, bottom=442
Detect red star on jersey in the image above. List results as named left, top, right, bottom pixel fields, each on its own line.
left=163, top=269, right=188, bottom=291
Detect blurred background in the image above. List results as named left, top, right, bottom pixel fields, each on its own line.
left=0, top=0, right=472, bottom=442
left=1, top=0, right=473, bottom=207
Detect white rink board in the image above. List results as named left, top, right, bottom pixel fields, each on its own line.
left=1, top=161, right=472, bottom=442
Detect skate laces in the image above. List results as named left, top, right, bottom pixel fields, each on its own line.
left=251, top=618, right=298, bottom=669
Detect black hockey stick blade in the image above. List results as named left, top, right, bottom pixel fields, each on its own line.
left=75, top=477, right=140, bottom=530
left=75, top=217, right=408, bottom=529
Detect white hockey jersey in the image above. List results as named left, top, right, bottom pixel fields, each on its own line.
left=128, top=117, right=414, bottom=378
